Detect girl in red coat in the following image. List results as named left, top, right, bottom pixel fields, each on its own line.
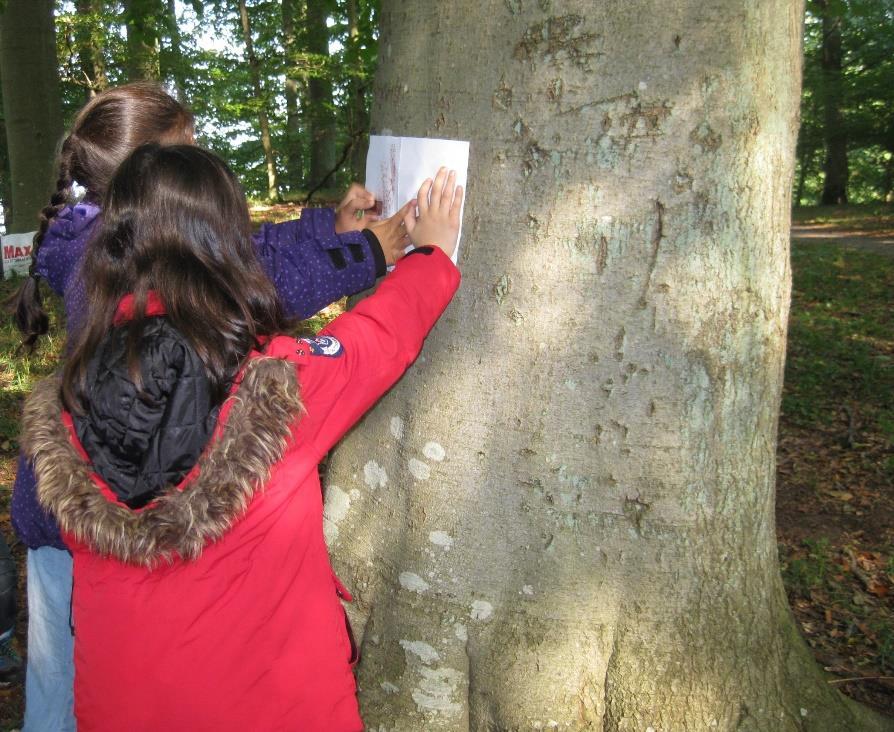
left=21, top=143, right=462, bottom=730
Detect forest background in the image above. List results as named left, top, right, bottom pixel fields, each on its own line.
left=0, top=0, right=892, bottom=727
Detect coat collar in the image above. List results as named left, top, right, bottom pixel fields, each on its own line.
left=20, top=356, right=303, bottom=567
left=113, top=291, right=167, bottom=325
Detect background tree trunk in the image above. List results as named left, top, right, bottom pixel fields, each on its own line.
left=238, top=0, right=279, bottom=201
left=0, top=0, right=63, bottom=234
left=163, top=0, right=186, bottom=102
left=345, top=0, right=369, bottom=181
left=74, top=0, right=108, bottom=99
left=124, top=0, right=162, bottom=80
left=305, top=0, right=336, bottom=188
left=0, top=95, right=13, bottom=230
left=818, top=0, right=848, bottom=205
left=282, top=0, right=305, bottom=191
left=323, top=1, right=890, bottom=729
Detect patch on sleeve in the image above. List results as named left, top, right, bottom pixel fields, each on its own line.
left=298, top=335, right=344, bottom=358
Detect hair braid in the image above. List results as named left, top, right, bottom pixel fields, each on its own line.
left=7, top=140, right=75, bottom=352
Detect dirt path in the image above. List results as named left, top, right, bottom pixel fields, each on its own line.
left=791, top=223, right=894, bottom=257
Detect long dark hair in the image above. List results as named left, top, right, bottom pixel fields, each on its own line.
left=62, top=144, right=288, bottom=413
left=11, top=82, right=195, bottom=351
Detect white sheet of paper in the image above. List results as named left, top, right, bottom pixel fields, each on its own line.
left=365, top=135, right=469, bottom=264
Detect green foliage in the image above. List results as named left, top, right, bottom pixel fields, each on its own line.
left=0, top=276, right=64, bottom=446
left=45, top=0, right=379, bottom=200
left=783, top=538, right=831, bottom=596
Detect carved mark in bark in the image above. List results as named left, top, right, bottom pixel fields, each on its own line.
left=622, top=494, right=651, bottom=535
left=513, top=15, right=602, bottom=70
left=597, top=235, right=608, bottom=274
left=690, top=122, right=722, bottom=151
left=493, top=274, right=512, bottom=304
left=622, top=101, right=672, bottom=138
left=613, top=327, right=626, bottom=362
left=558, top=91, right=636, bottom=118
left=639, top=199, right=665, bottom=309
left=522, top=141, right=546, bottom=177
left=492, top=77, right=513, bottom=110
left=547, top=77, right=563, bottom=102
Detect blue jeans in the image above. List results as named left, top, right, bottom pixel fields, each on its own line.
left=24, top=547, right=75, bottom=732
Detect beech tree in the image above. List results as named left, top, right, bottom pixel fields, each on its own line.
left=0, top=0, right=63, bottom=233
left=237, top=0, right=279, bottom=201
left=123, top=0, right=163, bottom=80
left=322, top=1, right=890, bottom=729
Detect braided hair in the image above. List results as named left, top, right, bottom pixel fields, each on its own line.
left=11, top=139, right=76, bottom=350
left=9, top=82, right=195, bottom=351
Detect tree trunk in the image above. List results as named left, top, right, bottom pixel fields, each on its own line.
left=305, top=0, right=336, bottom=188
left=345, top=0, right=369, bottom=181
left=163, top=0, right=186, bottom=102
left=322, top=2, right=890, bottom=729
left=124, top=0, right=162, bottom=80
left=0, top=0, right=63, bottom=234
left=74, top=0, right=108, bottom=99
left=0, top=98, right=13, bottom=230
left=282, top=0, right=304, bottom=190
left=818, top=0, right=848, bottom=205
left=238, top=0, right=279, bottom=202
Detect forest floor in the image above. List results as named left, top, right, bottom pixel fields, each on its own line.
left=777, top=203, right=894, bottom=716
left=0, top=203, right=892, bottom=727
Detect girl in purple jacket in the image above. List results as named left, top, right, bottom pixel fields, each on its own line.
left=7, top=82, right=411, bottom=732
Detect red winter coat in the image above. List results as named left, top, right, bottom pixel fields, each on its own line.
left=21, top=248, right=459, bottom=731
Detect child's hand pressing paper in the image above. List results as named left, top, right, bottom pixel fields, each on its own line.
left=405, top=168, right=464, bottom=259
left=367, top=199, right=415, bottom=265
left=334, top=183, right=379, bottom=233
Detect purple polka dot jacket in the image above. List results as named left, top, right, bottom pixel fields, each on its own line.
left=12, top=203, right=385, bottom=550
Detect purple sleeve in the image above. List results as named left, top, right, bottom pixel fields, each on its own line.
left=252, top=208, right=383, bottom=320
left=11, top=453, right=66, bottom=551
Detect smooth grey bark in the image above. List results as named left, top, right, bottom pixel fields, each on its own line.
left=0, top=0, right=63, bottom=234
left=323, top=1, right=891, bottom=730
left=238, top=0, right=279, bottom=201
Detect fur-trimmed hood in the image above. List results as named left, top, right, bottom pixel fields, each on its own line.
left=20, top=357, right=303, bottom=567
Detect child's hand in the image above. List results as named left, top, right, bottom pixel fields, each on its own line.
left=334, top=183, right=378, bottom=233
left=367, top=199, right=415, bottom=265
left=404, top=168, right=463, bottom=259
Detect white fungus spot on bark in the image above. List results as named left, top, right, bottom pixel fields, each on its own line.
left=428, top=530, right=454, bottom=550
left=363, top=460, right=387, bottom=489
left=411, top=667, right=464, bottom=715
left=380, top=681, right=400, bottom=694
left=454, top=623, right=467, bottom=642
left=322, top=521, right=338, bottom=544
left=323, top=485, right=351, bottom=524
left=390, top=416, right=404, bottom=440
left=422, top=441, right=446, bottom=461
left=470, top=600, right=493, bottom=621
left=408, top=458, right=431, bottom=480
left=399, top=639, right=440, bottom=665
left=399, top=572, right=430, bottom=593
